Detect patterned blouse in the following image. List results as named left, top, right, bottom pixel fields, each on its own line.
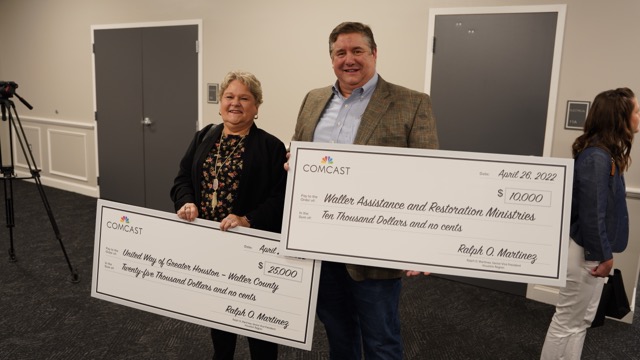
left=199, top=133, right=246, bottom=221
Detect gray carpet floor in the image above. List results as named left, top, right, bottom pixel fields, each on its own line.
left=0, top=179, right=639, bottom=359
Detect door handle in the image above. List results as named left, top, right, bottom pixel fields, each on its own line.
left=142, top=117, right=153, bottom=126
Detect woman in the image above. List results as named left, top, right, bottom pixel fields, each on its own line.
left=541, top=87, right=639, bottom=359
left=170, top=71, right=286, bottom=360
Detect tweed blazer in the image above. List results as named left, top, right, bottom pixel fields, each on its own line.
left=292, top=75, right=439, bottom=280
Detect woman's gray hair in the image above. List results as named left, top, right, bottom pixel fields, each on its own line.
left=219, top=70, right=263, bottom=106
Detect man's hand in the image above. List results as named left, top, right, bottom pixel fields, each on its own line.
left=284, top=152, right=291, bottom=171
left=405, top=270, right=431, bottom=277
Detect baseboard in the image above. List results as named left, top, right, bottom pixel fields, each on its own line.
left=526, top=284, right=559, bottom=305
left=14, top=170, right=99, bottom=198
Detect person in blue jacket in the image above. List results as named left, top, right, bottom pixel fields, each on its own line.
left=541, top=87, right=639, bottom=359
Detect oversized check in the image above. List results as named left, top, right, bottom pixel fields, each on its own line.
left=281, top=142, right=573, bottom=286
left=91, top=200, right=321, bottom=350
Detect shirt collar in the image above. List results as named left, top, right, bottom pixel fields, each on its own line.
left=332, top=73, right=379, bottom=98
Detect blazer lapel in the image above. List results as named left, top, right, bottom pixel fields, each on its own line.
left=353, top=77, right=390, bottom=145
left=298, top=87, right=334, bottom=141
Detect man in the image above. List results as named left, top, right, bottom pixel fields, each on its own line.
left=291, top=22, right=438, bottom=359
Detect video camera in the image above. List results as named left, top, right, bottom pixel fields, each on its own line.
left=0, top=81, right=19, bottom=100
left=0, top=81, right=33, bottom=119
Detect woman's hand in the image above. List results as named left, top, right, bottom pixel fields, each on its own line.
left=177, top=203, right=199, bottom=222
left=591, top=258, right=613, bottom=278
left=220, top=214, right=250, bottom=231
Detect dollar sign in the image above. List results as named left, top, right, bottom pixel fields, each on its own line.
left=258, top=262, right=263, bottom=270
left=497, top=189, right=503, bottom=197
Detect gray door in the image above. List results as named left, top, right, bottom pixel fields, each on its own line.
left=95, top=25, right=197, bottom=212
left=429, top=12, right=560, bottom=295
left=431, top=12, right=557, bottom=156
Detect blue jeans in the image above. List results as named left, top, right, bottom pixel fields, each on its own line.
left=317, top=261, right=403, bottom=360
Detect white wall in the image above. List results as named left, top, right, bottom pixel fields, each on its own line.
left=0, top=0, right=638, bottom=318
left=1, top=0, right=639, bottom=186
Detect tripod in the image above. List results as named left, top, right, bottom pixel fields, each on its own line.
left=0, top=94, right=79, bottom=283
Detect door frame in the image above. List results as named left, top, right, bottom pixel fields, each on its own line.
left=90, top=19, right=203, bottom=193
left=423, top=5, right=567, bottom=305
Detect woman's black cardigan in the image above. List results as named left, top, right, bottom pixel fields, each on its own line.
left=170, top=123, right=287, bottom=233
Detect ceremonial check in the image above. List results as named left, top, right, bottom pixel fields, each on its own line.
left=282, top=142, right=574, bottom=286
left=91, top=200, right=321, bottom=350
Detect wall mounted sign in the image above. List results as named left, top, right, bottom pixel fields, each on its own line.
left=565, top=101, right=590, bottom=130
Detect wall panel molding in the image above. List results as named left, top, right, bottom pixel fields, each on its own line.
left=13, top=125, right=42, bottom=170
left=48, top=129, right=88, bottom=181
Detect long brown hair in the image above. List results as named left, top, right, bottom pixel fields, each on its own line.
left=572, top=87, right=636, bottom=171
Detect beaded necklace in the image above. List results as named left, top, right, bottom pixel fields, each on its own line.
left=210, top=132, right=245, bottom=208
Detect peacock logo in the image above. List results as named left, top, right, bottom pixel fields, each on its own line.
left=320, top=156, right=334, bottom=165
